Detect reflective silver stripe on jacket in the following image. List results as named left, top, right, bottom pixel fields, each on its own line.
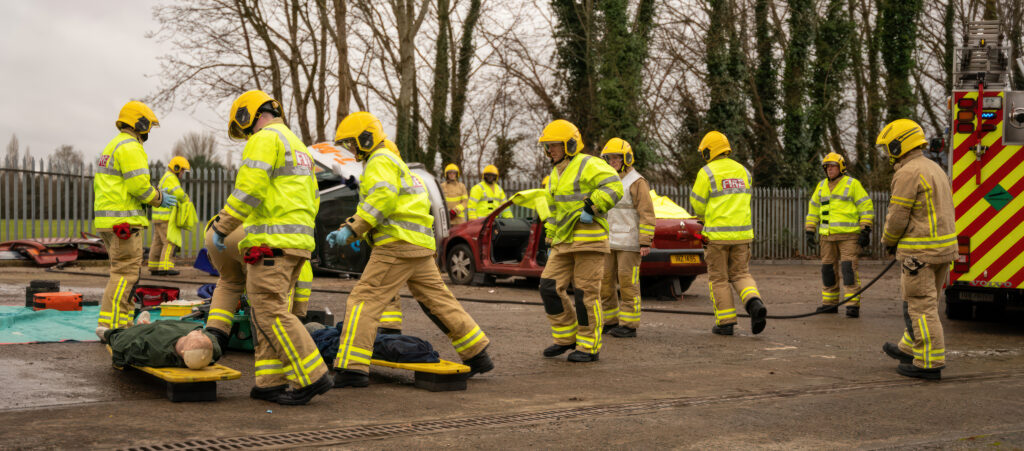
left=381, top=218, right=433, bottom=236
left=266, top=127, right=294, bottom=166
left=709, top=187, right=750, bottom=198
left=703, top=225, right=753, bottom=232
left=231, top=188, right=262, bottom=208
left=295, top=281, right=313, bottom=290
left=702, top=166, right=716, bottom=194
left=244, top=224, right=315, bottom=236
left=95, top=209, right=146, bottom=217
left=133, top=186, right=156, bottom=202
left=368, top=181, right=398, bottom=196
left=359, top=202, right=386, bottom=222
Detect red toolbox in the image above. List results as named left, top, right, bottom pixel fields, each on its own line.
left=32, top=292, right=84, bottom=311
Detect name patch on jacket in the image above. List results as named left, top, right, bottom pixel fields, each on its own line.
left=722, top=178, right=745, bottom=189
left=295, top=151, right=314, bottom=169
left=98, top=155, right=111, bottom=167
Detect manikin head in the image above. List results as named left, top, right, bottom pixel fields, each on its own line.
left=174, top=330, right=213, bottom=370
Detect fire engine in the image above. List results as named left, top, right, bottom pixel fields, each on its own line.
left=946, top=20, right=1024, bottom=319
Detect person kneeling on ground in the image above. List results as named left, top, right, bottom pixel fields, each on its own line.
left=106, top=316, right=221, bottom=370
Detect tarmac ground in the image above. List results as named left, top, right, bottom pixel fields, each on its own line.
left=0, top=261, right=1022, bottom=450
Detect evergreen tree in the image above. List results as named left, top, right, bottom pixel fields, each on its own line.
left=704, top=0, right=748, bottom=168
left=781, top=0, right=816, bottom=187
left=807, top=0, right=853, bottom=163
left=878, top=0, right=924, bottom=122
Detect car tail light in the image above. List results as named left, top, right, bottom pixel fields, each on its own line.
left=954, top=236, right=970, bottom=273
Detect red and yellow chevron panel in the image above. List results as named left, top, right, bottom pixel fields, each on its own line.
left=951, top=90, right=1024, bottom=289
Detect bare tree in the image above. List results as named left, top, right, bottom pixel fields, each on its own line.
left=172, top=131, right=222, bottom=169
left=4, top=134, right=19, bottom=169
left=51, top=145, right=85, bottom=174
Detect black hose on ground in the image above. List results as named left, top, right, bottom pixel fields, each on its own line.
left=45, top=259, right=896, bottom=320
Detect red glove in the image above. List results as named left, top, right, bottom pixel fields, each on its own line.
left=113, top=222, right=131, bottom=240
left=243, top=245, right=274, bottom=264
left=449, top=209, right=458, bottom=220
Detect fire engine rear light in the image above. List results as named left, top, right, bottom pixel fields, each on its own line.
left=954, top=236, right=970, bottom=273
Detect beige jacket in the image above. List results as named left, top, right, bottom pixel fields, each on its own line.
left=882, top=150, right=958, bottom=264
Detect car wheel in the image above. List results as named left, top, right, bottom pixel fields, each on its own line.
left=675, top=276, right=696, bottom=296
left=447, top=243, right=476, bottom=285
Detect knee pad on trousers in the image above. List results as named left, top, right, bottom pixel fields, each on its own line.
left=902, top=301, right=916, bottom=341
left=841, top=261, right=856, bottom=286
left=821, top=264, right=837, bottom=287
left=417, top=301, right=450, bottom=334
left=540, top=278, right=563, bottom=315
left=574, top=289, right=589, bottom=326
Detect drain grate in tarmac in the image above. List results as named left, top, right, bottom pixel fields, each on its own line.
left=121, top=370, right=1022, bottom=451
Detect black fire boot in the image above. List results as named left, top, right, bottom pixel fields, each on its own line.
left=816, top=304, right=839, bottom=314
left=711, top=323, right=734, bottom=336
left=206, top=327, right=230, bottom=352
left=463, top=347, right=494, bottom=377
left=276, top=374, right=332, bottom=405
left=333, top=370, right=370, bottom=388
left=845, top=306, right=860, bottom=318
left=250, top=384, right=288, bottom=402
left=163, top=269, right=180, bottom=276
left=542, top=343, right=575, bottom=358
left=897, top=363, right=942, bottom=380
left=377, top=327, right=402, bottom=335
left=567, top=350, right=599, bottom=362
left=601, top=323, right=617, bottom=334
left=609, top=326, right=637, bottom=338
left=882, top=342, right=913, bottom=364
left=745, top=297, right=767, bottom=335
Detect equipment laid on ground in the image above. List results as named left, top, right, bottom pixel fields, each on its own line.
left=25, top=280, right=60, bottom=307
left=132, top=285, right=181, bottom=308
left=32, top=292, right=84, bottom=312
left=946, top=20, right=1024, bottom=320
left=370, top=359, right=472, bottom=392
left=107, top=345, right=241, bottom=402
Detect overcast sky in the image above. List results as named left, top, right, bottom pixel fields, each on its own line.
left=0, top=2, right=225, bottom=165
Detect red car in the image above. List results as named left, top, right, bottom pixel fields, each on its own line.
left=442, top=199, right=707, bottom=299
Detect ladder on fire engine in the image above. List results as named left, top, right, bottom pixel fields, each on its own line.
left=954, top=20, right=1011, bottom=91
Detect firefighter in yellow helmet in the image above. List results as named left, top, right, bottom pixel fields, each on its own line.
left=877, top=119, right=956, bottom=380
left=537, top=119, right=623, bottom=362
left=805, top=152, right=874, bottom=317
left=689, top=131, right=767, bottom=336
left=442, top=163, right=469, bottom=225
left=203, top=217, right=316, bottom=351
left=210, top=90, right=330, bottom=405
left=148, top=156, right=191, bottom=276
left=94, top=101, right=176, bottom=340
left=598, top=138, right=655, bottom=338
left=327, top=111, right=493, bottom=388
left=468, top=165, right=513, bottom=219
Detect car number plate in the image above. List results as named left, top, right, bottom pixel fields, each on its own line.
left=670, top=254, right=700, bottom=264
left=961, top=291, right=994, bottom=302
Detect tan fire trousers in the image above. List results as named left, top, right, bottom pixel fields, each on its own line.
left=820, top=238, right=861, bottom=306
left=98, top=230, right=143, bottom=329
left=204, top=226, right=246, bottom=335
left=540, top=249, right=605, bottom=354
left=896, top=258, right=947, bottom=369
left=249, top=254, right=327, bottom=389
left=147, top=221, right=175, bottom=272
left=335, top=251, right=488, bottom=374
left=705, top=242, right=762, bottom=326
left=600, top=250, right=642, bottom=328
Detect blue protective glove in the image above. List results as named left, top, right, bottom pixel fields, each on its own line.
left=212, top=232, right=226, bottom=252
left=160, top=188, right=178, bottom=208
left=327, top=226, right=354, bottom=248
left=579, top=210, right=594, bottom=224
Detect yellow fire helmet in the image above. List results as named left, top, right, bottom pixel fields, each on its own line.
left=483, top=165, right=499, bottom=177
left=116, top=101, right=159, bottom=135
left=600, top=137, right=634, bottom=167
left=539, top=119, right=584, bottom=157
left=821, top=152, right=846, bottom=174
left=169, top=156, right=191, bottom=174
left=445, top=163, right=460, bottom=176
left=228, top=90, right=281, bottom=140
left=335, top=111, right=386, bottom=161
left=876, top=118, right=927, bottom=165
left=697, top=131, right=731, bottom=161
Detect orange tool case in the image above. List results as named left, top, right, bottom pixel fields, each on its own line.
left=32, top=292, right=84, bottom=311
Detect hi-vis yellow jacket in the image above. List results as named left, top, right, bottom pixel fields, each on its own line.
left=348, top=143, right=435, bottom=250
left=469, top=182, right=512, bottom=219
left=689, top=156, right=754, bottom=242
left=93, top=133, right=162, bottom=229
left=213, top=123, right=319, bottom=253
left=545, top=154, right=623, bottom=247
left=805, top=175, right=873, bottom=237
left=152, top=171, right=188, bottom=222
left=882, top=150, right=957, bottom=263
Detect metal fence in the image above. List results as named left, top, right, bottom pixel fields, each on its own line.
left=1, top=157, right=891, bottom=260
